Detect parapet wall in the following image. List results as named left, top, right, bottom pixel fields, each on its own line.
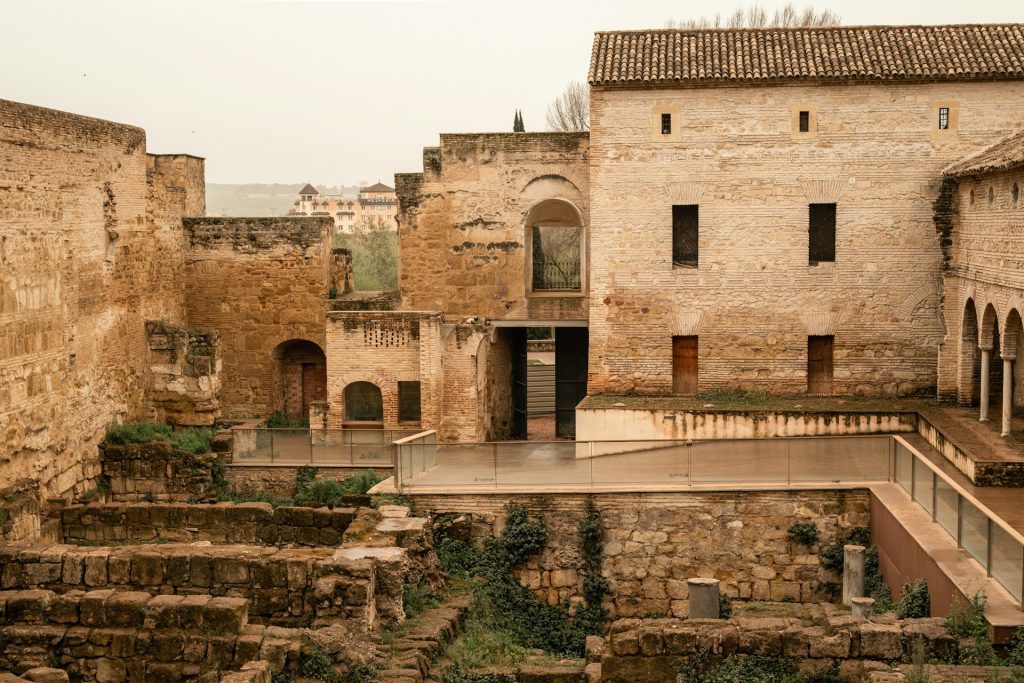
left=60, top=502, right=355, bottom=546
left=413, top=490, right=869, bottom=617
left=183, top=216, right=333, bottom=420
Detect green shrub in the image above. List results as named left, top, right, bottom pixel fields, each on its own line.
left=169, top=428, right=212, bottom=454
left=863, top=547, right=895, bottom=613
left=787, top=522, right=819, bottom=546
left=266, top=411, right=308, bottom=428
left=295, top=465, right=319, bottom=494
left=718, top=594, right=733, bottom=619
left=105, top=421, right=173, bottom=445
left=946, top=592, right=997, bottom=665
left=292, top=471, right=382, bottom=507
left=897, top=578, right=930, bottom=619
left=820, top=527, right=870, bottom=574
left=403, top=583, right=440, bottom=618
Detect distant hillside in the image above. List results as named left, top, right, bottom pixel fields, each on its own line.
left=205, top=183, right=360, bottom=217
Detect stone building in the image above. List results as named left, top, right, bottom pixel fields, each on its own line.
left=585, top=24, right=1024, bottom=399
left=289, top=181, right=398, bottom=233
left=938, top=130, right=1024, bottom=435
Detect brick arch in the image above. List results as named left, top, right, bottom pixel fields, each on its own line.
left=1004, top=308, right=1023, bottom=360
left=958, top=298, right=981, bottom=405
left=980, top=303, right=1001, bottom=351
left=270, top=339, right=326, bottom=421
left=337, top=375, right=393, bottom=424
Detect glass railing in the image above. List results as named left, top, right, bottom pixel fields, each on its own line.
left=231, top=428, right=422, bottom=465
left=893, top=436, right=1024, bottom=604
left=393, top=433, right=893, bottom=491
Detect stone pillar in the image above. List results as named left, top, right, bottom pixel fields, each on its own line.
left=851, top=596, right=875, bottom=619
left=980, top=347, right=991, bottom=422
left=842, top=545, right=866, bottom=606
left=1002, top=358, right=1014, bottom=437
left=688, top=578, right=720, bottom=619
left=310, top=401, right=330, bottom=445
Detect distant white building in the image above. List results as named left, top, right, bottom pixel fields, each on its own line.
left=289, top=182, right=397, bottom=233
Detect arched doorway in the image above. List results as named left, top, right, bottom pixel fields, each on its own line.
left=1005, top=308, right=1023, bottom=419
left=980, top=305, right=1004, bottom=422
left=959, top=299, right=980, bottom=406
left=344, top=381, right=384, bottom=425
left=272, top=340, right=327, bottom=422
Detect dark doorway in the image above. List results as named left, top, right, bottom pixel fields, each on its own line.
left=555, top=327, right=589, bottom=438
left=344, top=382, right=384, bottom=424
left=510, top=328, right=528, bottom=440
left=672, top=336, right=698, bottom=394
left=808, top=335, right=834, bottom=395
left=273, top=339, right=327, bottom=422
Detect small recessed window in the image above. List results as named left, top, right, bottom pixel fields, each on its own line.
left=1012, top=183, right=1020, bottom=205
left=809, top=203, right=836, bottom=264
left=988, top=186, right=995, bottom=205
left=938, top=107, right=950, bottom=130
left=799, top=111, right=810, bottom=133
left=969, top=189, right=975, bottom=205
left=661, top=113, right=672, bottom=135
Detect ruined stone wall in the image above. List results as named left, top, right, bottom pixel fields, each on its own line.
left=60, top=502, right=355, bottom=547
left=588, top=81, right=1024, bottom=397
left=145, top=321, right=222, bottom=426
left=0, top=587, right=300, bottom=680
left=937, top=167, right=1024, bottom=404
left=101, top=442, right=217, bottom=502
left=413, top=490, right=869, bottom=618
left=395, top=133, right=590, bottom=321
left=324, top=311, right=440, bottom=429
left=0, top=99, right=203, bottom=497
left=182, top=217, right=332, bottom=420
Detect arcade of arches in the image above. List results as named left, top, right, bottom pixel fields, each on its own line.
left=959, top=300, right=1024, bottom=436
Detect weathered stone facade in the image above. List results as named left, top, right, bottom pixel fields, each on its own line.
left=145, top=321, right=222, bottom=426
left=395, top=133, right=590, bottom=321
left=586, top=81, right=1024, bottom=397
left=182, top=217, right=334, bottom=420
left=0, top=100, right=203, bottom=497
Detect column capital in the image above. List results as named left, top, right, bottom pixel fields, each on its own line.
left=979, top=343, right=993, bottom=352
left=1001, top=353, right=1016, bottom=362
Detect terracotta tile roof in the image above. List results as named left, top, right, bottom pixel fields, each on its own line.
left=943, top=129, right=1024, bottom=178
left=589, top=25, right=1024, bottom=86
left=361, top=182, right=394, bottom=193
left=299, top=183, right=319, bottom=195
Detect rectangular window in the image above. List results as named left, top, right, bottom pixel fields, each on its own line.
left=799, top=111, right=810, bottom=133
left=532, top=225, right=581, bottom=291
left=672, top=336, right=698, bottom=395
left=938, top=107, right=950, bottom=130
left=672, top=205, right=698, bottom=268
left=808, top=203, right=836, bottom=264
left=398, top=381, right=421, bottom=423
left=661, top=113, right=672, bottom=135
left=807, top=336, right=834, bottom=395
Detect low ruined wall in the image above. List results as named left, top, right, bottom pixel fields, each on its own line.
left=101, top=442, right=217, bottom=502
left=0, top=543, right=388, bottom=627
left=0, top=588, right=299, bottom=680
left=602, top=613, right=957, bottom=683
left=413, top=490, right=869, bottom=617
left=223, top=464, right=384, bottom=499
left=916, top=413, right=1024, bottom=486
left=60, top=502, right=355, bottom=547
left=576, top=407, right=915, bottom=444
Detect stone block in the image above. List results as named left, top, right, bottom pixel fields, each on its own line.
left=609, top=619, right=640, bottom=656
left=22, top=668, right=70, bottom=683
left=205, top=596, right=248, bottom=634
left=214, top=557, right=249, bottom=584
left=638, top=623, right=664, bottom=656
left=860, top=622, right=903, bottom=660
left=104, top=591, right=151, bottom=628
left=6, top=590, right=53, bottom=623
left=80, top=589, right=115, bottom=626
left=129, top=552, right=164, bottom=586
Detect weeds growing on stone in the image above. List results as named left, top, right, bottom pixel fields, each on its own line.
left=105, top=421, right=212, bottom=454
left=787, top=522, right=819, bottom=546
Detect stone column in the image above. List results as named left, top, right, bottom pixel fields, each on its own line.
left=980, top=346, right=991, bottom=422
left=851, top=596, right=875, bottom=619
left=1002, top=357, right=1014, bottom=437
left=688, top=578, right=720, bottom=619
left=842, top=545, right=866, bottom=606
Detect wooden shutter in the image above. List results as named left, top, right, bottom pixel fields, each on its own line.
left=672, top=336, right=698, bottom=395
left=807, top=336, right=834, bottom=395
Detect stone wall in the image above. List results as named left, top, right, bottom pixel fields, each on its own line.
left=60, top=502, right=354, bottom=547
left=0, top=479, right=43, bottom=544
left=0, top=542, right=385, bottom=627
left=145, top=321, right=222, bottom=426
left=601, top=610, right=958, bottom=683
left=223, top=464, right=383, bottom=499
left=100, top=442, right=217, bottom=502
left=412, top=490, right=869, bottom=617
left=576, top=403, right=915, bottom=442
left=0, top=99, right=203, bottom=497
left=587, top=81, right=1024, bottom=397
left=0, top=587, right=300, bottom=680
left=182, top=216, right=333, bottom=420
left=330, top=247, right=354, bottom=297
left=395, top=133, right=590, bottom=321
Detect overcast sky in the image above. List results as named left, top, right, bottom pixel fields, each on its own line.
left=2, top=0, right=1021, bottom=185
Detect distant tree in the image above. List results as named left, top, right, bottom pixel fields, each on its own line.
left=335, top=215, right=398, bottom=291
left=665, top=2, right=840, bottom=29
left=545, top=81, right=589, bottom=132
left=514, top=109, right=526, bottom=133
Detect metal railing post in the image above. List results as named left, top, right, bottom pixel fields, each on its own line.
left=987, top=518, right=993, bottom=577
left=270, top=430, right=275, bottom=465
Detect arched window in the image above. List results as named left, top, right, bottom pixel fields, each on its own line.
left=526, top=199, right=583, bottom=293
left=344, top=382, right=383, bottom=422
